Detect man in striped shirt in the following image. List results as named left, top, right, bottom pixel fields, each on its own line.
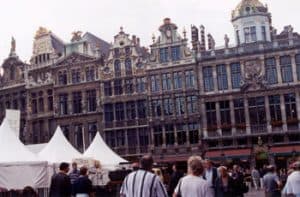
left=120, top=155, right=168, bottom=197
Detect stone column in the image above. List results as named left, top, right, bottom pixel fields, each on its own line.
left=68, top=93, right=72, bottom=115
left=280, top=94, right=288, bottom=132
left=201, top=100, right=208, bottom=138
left=291, top=54, right=298, bottom=82
left=174, top=124, right=178, bottom=146
left=198, top=65, right=204, bottom=94
left=81, top=91, right=86, bottom=113
left=216, top=101, right=222, bottom=136
left=229, top=99, right=236, bottom=135
left=275, top=56, right=283, bottom=84
left=226, top=63, right=232, bottom=90
left=212, top=66, right=218, bottom=92
left=265, top=96, right=272, bottom=133
left=244, top=97, right=251, bottom=135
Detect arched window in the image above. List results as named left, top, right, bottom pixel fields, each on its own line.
left=125, top=58, right=132, bottom=76
left=114, top=60, right=121, bottom=77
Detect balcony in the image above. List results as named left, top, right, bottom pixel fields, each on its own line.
left=251, top=124, right=267, bottom=134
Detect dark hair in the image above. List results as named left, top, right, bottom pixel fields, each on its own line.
left=80, top=166, right=88, bottom=175
left=22, top=186, right=38, bottom=197
left=59, top=162, right=69, bottom=171
left=140, top=155, right=154, bottom=171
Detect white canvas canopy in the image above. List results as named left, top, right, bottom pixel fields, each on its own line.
left=84, top=132, right=127, bottom=167
left=38, top=126, right=82, bottom=163
left=0, top=119, right=48, bottom=190
left=26, top=143, right=47, bottom=154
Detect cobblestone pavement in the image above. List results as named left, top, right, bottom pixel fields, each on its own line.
left=245, top=188, right=265, bottom=197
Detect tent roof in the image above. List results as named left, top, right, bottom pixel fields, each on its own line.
left=84, top=132, right=127, bottom=166
left=26, top=143, right=47, bottom=154
left=0, top=119, right=41, bottom=163
left=38, top=126, right=82, bottom=163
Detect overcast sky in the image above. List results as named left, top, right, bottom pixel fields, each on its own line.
left=0, top=0, right=299, bottom=63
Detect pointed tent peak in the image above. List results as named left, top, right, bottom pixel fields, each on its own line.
left=84, top=132, right=127, bottom=167
left=38, top=126, right=82, bottom=163
left=0, top=118, right=41, bottom=163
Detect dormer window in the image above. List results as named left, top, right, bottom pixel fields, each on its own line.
left=244, top=26, right=257, bottom=43
left=171, top=46, right=181, bottom=61
left=159, top=48, right=169, bottom=63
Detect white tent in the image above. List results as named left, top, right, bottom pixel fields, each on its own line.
left=84, top=132, right=127, bottom=167
left=38, top=126, right=82, bottom=163
left=26, top=143, right=47, bottom=154
left=0, top=119, right=48, bottom=190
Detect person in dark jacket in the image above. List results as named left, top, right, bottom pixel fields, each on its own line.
left=49, top=162, right=72, bottom=197
left=168, top=164, right=183, bottom=196
left=215, top=166, right=235, bottom=197
left=73, top=166, right=93, bottom=197
left=231, top=165, right=247, bottom=197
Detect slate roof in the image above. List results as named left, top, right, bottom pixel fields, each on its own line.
left=82, top=32, right=111, bottom=57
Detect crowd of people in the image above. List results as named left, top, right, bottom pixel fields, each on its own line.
left=120, top=155, right=300, bottom=197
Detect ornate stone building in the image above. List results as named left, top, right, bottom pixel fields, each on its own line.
left=0, top=0, right=299, bottom=168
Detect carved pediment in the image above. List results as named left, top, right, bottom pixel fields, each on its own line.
left=56, top=52, right=95, bottom=66
left=241, top=59, right=267, bottom=92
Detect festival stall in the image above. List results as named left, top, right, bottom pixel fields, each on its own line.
left=26, top=143, right=47, bottom=154
left=0, top=119, right=49, bottom=190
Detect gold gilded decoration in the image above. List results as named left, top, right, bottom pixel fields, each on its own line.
left=35, top=27, right=50, bottom=39
left=71, top=31, right=83, bottom=42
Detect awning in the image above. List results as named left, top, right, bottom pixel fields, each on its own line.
left=271, top=145, right=300, bottom=156
left=205, top=149, right=251, bottom=160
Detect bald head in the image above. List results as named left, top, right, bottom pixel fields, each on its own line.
left=140, top=155, right=154, bottom=171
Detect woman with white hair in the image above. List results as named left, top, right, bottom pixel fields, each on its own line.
left=173, top=156, right=213, bottom=197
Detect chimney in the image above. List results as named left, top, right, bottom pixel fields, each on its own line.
left=137, top=37, right=140, bottom=47
left=200, top=25, right=206, bottom=51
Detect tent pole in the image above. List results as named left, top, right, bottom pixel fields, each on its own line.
left=82, top=126, right=86, bottom=153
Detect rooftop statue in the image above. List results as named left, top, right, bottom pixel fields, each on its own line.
left=71, top=31, right=83, bottom=42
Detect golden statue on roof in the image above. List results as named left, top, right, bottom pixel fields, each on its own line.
left=71, top=31, right=83, bottom=42
left=35, top=27, right=50, bottom=39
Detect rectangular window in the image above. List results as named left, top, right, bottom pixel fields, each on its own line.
left=86, top=90, right=97, bottom=112
left=115, top=102, right=125, bottom=121
left=171, top=46, right=181, bottom=61
left=175, top=96, right=185, bottom=115
left=127, top=129, right=137, bottom=153
left=261, top=26, right=267, bottom=41
left=248, top=97, right=266, bottom=132
left=104, top=104, right=114, bottom=122
left=244, top=27, right=251, bottom=43
left=32, top=99, right=37, bottom=114
left=151, top=99, right=162, bottom=117
left=206, top=102, right=217, bottom=129
left=187, top=95, right=197, bottom=114
left=104, top=81, right=112, bottom=96
left=153, top=126, right=163, bottom=146
left=150, top=75, right=160, bottom=92
left=189, top=123, right=199, bottom=144
left=137, top=100, right=147, bottom=118
left=234, top=99, right=245, bottom=125
left=160, top=47, right=169, bottom=63
left=59, top=94, right=68, bottom=115
left=176, top=124, right=187, bottom=145
left=58, top=71, right=67, bottom=85
left=269, top=95, right=282, bottom=122
left=165, top=124, right=175, bottom=146
left=220, top=100, right=231, bottom=125
left=173, top=72, right=183, bottom=89
left=265, top=58, right=278, bottom=85
left=126, top=101, right=136, bottom=120
left=114, top=79, right=123, bottom=95
left=61, top=125, right=70, bottom=140
left=280, top=56, right=293, bottom=83
left=86, top=67, right=95, bottom=82
left=136, top=77, right=146, bottom=93
left=72, top=92, right=82, bottom=114
left=284, top=93, right=297, bottom=120
left=250, top=26, right=257, bottom=42
left=47, top=90, right=53, bottom=111
left=71, top=69, right=81, bottom=84
left=185, top=70, right=195, bottom=88
left=231, top=63, right=241, bottom=89
left=139, top=128, right=149, bottom=151
left=38, top=97, right=44, bottom=112
left=162, top=73, right=172, bottom=90
left=295, top=54, right=300, bottom=81
left=203, top=66, right=214, bottom=92
left=116, top=130, right=125, bottom=147
left=163, top=98, right=173, bottom=116
left=216, top=64, right=228, bottom=90
left=125, top=78, right=134, bottom=94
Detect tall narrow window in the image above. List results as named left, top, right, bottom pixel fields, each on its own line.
left=71, top=69, right=81, bottom=84
left=175, top=96, right=185, bottom=115
left=220, top=100, right=231, bottom=126
left=114, top=60, right=121, bottom=77
left=162, top=73, right=172, bottom=90
left=284, top=93, right=297, bottom=121
left=189, top=123, right=199, bottom=144
left=171, top=46, right=181, bottom=61
left=265, top=58, right=278, bottom=85
left=163, top=98, right=173, bottom=116
left=244, top=27, right=251, bottom=43
left=104, top=104, right=114, bottom=122
left=115, top=102, right=125, bottom=121
left=105, top=131, right=115, bottom=147
left=72, top=92, right=82, bottom=114
left=47, top=90, right=53, bottom=111
left=139, top=128, right=149, bottom=152
left=234, top=99, right=245, bottom=126
left=160, top=48, right=169, bottom=63
left=165, top=124, right=175, bottom=145
left=58, top=70, right=67, bottom=85
left=104, top=81, right=112, bottom=96
left=88, top=122, right=97, bottom=143
left=295, top=54, right=300, bottom=81
left=116, top=130, right=125, bottom=147
left=136, top=77, right=146, bottom=93
left=203, top=66, right=214, bottom=92
left=177, top=124, right=187, bottom=145
left=185, top=70, right=195, bottom=88
left=153, top=126, right=163, bottom=146
left=173, top=72, right=183, bottom=89
left=114, top=79, right=123, bottom=95
left=85, top=67, right=95, bottom=82
left=86, top=90, right=97, bottom=112
left=74, top=124, right=83, bottom=149
left=248, top=97, right=266, bottom=132
left=250, top=26, right=257, bottom=42
left=137, top=100, right=147, bottom=118
left=125, top=58, right=132, bottom=76
left=269, top=95, right=282, bottom=123
left=151, top=99, right=162, bottom=117
left=125, top=78, right=134, bottom=94
left=280, top=56, right=293, bottom=83
left=150, top=75, right=160, bottom=92
left=187, top=96, right=197, bottom=114
left=126, top=101, right=136, bottom=120
left=231, top=63, right=241, bottom=89
left=206, top=102, right=217, bottom=130
left=59, top=94, right=68, bottom=115
left=216, top=64, right=228, bottom=90
left=261, top=26, right=267, bottom=41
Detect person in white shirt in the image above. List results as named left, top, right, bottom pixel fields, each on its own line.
left=173, top=156, right=213, bottom=197
left=282, top=161, right=300, bottom=197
